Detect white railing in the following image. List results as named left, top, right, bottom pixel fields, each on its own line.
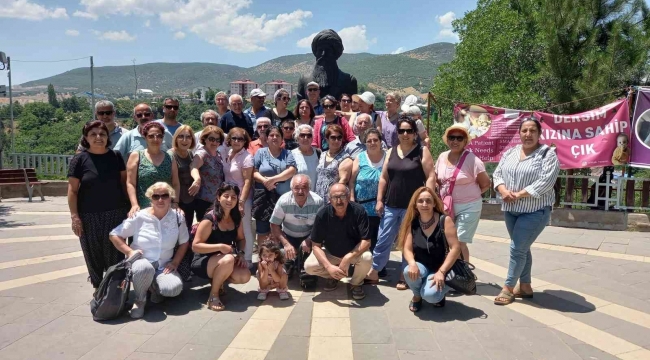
left=8, top=153, right=74, bottom=176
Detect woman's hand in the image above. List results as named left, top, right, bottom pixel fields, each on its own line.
left=430, top=270, right=445, bottom=290
left=127, top=249, right=143, bottom=259
left=188, top=179, right=201, bottom=196
left=407, top=263, right=420, bottom=281
left=238, top=200, right=245, bottom=214
left=375, top=200, right=385, bottom=217
left=263, top=177, right=277, bottom=191
left=163, top=261, right=178, bottom=274
left=220, top=244, right=233, bottom=254
left=235, top=255, right=248, bottom=268
left=128, top=205, right=140, bottom=218
left=71, top=214, right=83, bottom=237
left=498, top=187, right=516, bottom=203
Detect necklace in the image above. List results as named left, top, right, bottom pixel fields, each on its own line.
left=419, top=215, right=436, bottom=230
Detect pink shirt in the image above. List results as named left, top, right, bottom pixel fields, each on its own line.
left=221, top=148, right=254, bottom=199
left=436, top=150, right=486, bottom=204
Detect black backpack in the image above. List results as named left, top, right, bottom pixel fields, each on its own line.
left=90, top=252, right=141, bottom=321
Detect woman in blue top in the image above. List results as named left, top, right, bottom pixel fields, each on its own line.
left=253, top=126, right=297, bottom=244
left=349, top=128, right=385, bottom=251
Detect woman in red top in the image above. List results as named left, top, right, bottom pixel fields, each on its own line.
left=311, top=95, right=355, bottom=150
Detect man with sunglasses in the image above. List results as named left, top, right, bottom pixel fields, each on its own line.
left=219, top=94, right=255, bottom=140
left=77, top=100, right=127, bottom=152
left=156, top=97, right=183, bottom=148
left=244, top=88, right=270, bottom=132
left=114, top=103, right=172, bottom=161
left=305, top=81, right=324, bottom=116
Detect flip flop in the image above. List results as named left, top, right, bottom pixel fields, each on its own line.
left=396, top=280, right=409, bottom=291
left=409, top=298, right=423, bottom=312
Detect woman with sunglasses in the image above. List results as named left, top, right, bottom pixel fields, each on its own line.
left=311, top=95, right=355, bottom=151
left=280, top=119, right=298, bottom=151
left=168, top=125, right=199, bottom=230
left=315, top=124, right=353, bottom=203
left=366, top=116, right=436, bottom=288
left=190, top=125, right=226, bottom=220
left=292, top=124, right=320, bottom=191
left=222, top=127, right=255, bottom=263
left=109, top=182, right=189, bottom=318
left=248, top=117, right=272, bottom=156
left=127, top=121, right=180, bottom=218
left=294, top=99, right=316, bottom=127
left=270, top=88, right=296, bottom=127
left=436, top=124, right=491, bottom=263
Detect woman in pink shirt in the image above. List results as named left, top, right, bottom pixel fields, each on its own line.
left=222, top=127, right=255, bottom=262
left=436, top=124, right=491, bottom=262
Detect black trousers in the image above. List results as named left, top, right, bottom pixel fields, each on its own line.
left=193, top=198, right=213, bottom=222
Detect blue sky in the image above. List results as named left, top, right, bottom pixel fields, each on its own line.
left=0, top=0, right=479, bottom=85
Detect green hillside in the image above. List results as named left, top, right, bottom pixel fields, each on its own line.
left=18, top=42, right=455, bottom=95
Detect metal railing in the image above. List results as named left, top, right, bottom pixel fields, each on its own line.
left=6, top=153, right=74, bottom=177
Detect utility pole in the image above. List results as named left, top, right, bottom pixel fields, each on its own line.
left=90, top=56, right=95, bottom=108
left=8, top=56, right=13, bottom=155
left=132, top=59, right=137, bottom=100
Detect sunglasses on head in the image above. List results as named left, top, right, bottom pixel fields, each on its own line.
left=323, top=104, right=336, bottom=109
left=448, top=135, right=465, bottom=142
left=97, top=110, right=113, bottom=116
left=307, top=88, right=319, bottom=92
left=147, top=134, right=164, bottom=140
left=151, top=193, right=170, bottom=201
left=135, top=112, right=152, bottom=118
left=329, top=135, right=343, bottom=141
left=299, top=133, right=313, bottom=139
left=397, top=128, right=415, bottom=135
left=164, top=105, right=179, bottom=110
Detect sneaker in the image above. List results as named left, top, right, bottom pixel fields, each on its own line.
left=278, top=290, right=290, bottom=301
left=324, top=279, right=338, bottom=291
left=150, top=290, right=164, bottom=304
left=130, top=300, right=146, bottom=319
left=257, top=291, right=268, bottom=301
left=351, top=285, right=366, bottom=300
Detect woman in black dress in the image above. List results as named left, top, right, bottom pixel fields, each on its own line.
left=191, top=183, right=251, bottom=311
left=67, top=120, right=129, bottom=290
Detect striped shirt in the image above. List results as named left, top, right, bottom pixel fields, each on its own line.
left=492, top=144, right=560, bottom=213
left=270, top=191, right=324, bottom=238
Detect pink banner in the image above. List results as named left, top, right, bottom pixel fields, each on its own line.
left=457, top=100, right=630, bottom=169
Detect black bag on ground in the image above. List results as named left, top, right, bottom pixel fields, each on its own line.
left=90, top=252, right=141, bottom=321
left=440, top=215, right=478, bottom=295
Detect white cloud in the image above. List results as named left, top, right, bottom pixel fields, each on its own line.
left=97, top=30, right=136, bottom=42
left=75, top=0, right=312, bottom=52
left=0, top=0, right=68, bottom=20
left=435, top=11, right=459, bottom=41
left=65, top=29, right=80, bottom=36
left=173, top=31, right=185, bottom=39
left=297, top=25, right=377, bottom=53
left=73, top=10, right=97, bottom=20
left=144, top=19, right=151, bottom=27
left=391, top=47, right=405, bottom=55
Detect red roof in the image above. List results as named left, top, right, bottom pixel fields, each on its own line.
left=231, top=79, right=257, bottom=84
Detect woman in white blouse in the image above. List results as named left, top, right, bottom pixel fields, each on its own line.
left=110, top=182, right=189, bottom=319
left=492, top=117, right=560, bottom=306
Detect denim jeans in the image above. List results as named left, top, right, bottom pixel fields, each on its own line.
left=504, top=206, right=551, bottom=287
left=402, top=262, right=451, bottom=304
left=372, top=206, right=407, bottom=271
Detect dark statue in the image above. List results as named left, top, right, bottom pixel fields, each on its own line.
left=297, top=29, right=358, bottom=101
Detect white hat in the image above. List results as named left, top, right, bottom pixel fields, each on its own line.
left=250, top=88, right=267, bottom=98
left=352, top=91, right=375, bottom=105
left=401, top=95, right=419, bottom=112
left=306, top=81, right=319, bottom=88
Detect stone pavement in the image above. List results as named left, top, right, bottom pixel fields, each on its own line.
left=1, top=197, right=650, bottom=360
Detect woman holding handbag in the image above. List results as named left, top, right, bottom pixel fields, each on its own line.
left=436, top=124, right=491, bottom=262
left=399, top=187, right=462, bottom=312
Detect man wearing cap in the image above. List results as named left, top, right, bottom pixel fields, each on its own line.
left=245, top=88, right=271, bottom=131
left=219, top=94, right=255, bottom=139
left=352, top=92, right=379, bottom=127
left=306, top=81, right=324, bottom=116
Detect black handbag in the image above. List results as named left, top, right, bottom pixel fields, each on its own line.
left=440, top=215, right=478, bottom=295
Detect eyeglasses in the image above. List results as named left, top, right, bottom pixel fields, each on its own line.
left=280, top=97, right=290, bottom=101
left=397, top=129, right=415, bottom=135
left=135, top=112, right=152, bottom=118
left=282, top=126, right=295, bottom=131
left=207, top=136, right=221, bottom=143
left=299, top=133, right=313, bottom=139
left=97, top=110, right=113, bottom=116
left=203, top=117, right=217, bottom=123
left=151, top=193, right=170, bottom=201
left=447, top=135, right=465, bottom=142
left=330, top=195, right=347, bottom=201
left=257, top=124, right=269, bottom=129
left=231, top=102, right=243, bottom=106
left=323, top=104, right=336, bottom=109
left=177, top=134, right=192, bottom=140
left=341, top=99, right=351, bottom=103
left=365, top=138, right=380, bottom=144
left=147, top=134, right=164, bottom=140
left=164, top=105, right=179, bottom=110
left=230, top=137, right=245, bottom=142
left=307, top=88, right=319, bottom=92
left=328, top=135, right=343, bottom=141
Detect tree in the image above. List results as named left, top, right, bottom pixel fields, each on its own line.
left=47, top=84, right=59, bottom=108
left=61, top=96, right=88, bottom=113
left=205, top=88, right=216, bottom=105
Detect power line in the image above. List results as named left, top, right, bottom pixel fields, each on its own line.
left=12, top=56, right=90, bottom=63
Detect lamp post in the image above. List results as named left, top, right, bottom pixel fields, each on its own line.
left=0, top=52, right=13, bottom=168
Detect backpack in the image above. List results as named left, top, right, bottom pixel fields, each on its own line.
left=90, top=252, right=142, bottom=321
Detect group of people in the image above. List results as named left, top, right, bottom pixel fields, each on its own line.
left=67, top=87, right=560, bottom=319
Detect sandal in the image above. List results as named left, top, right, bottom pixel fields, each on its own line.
left=432, top=297, right=446, bottom=308
left=494, top=290, right=515, bottom=306
left=363, top=277, right=379, bottom=285
left=409, top=298, right=423, bottom=312
left=396, top=280, right=409, bottom=291
left=207, top=295, right=225, bottom=311
left=513, top=285, right=533, bottom=299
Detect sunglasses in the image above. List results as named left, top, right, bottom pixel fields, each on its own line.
left=135, top=112, right=152, bottom=118
left=207, top=136, right=221, bottom=143
left=147, top=134, right=164, bottom=140
left=448, top=135, right=465, bottom=142
left=282, top=126, right=295, bottom=131
left=341, top=99, right=351, bottom=103
left=299, top=133, right=313, bottom=139
left=323, top=104, right=336, bottom=109
left=257, top=124, right=269, bottom=129
left=397, top=129, right=415, bottom=135
left=164, top=105, right=179, bottom=110
left=151, top=193, right=170, bottom=201
left=307, top=88, right=319, bottom=92
left=328, top=135, right=343, bottom=141
left=280, top=97, right=290, bottom=101
left=97, top=110, right=113, bottom=116
left=230, top=137, right=245, bottom=142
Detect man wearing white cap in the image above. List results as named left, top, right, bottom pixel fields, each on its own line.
left=352, top=92, right=379, bottom=127
left=245, top=88, right=271, bottom=132
left=306, top=81, right=324, bottom=115
left=401, top=96, right=430, bottom=147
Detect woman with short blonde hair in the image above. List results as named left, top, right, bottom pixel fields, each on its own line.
left=169, top=125, right=198, bottom=230
left=190, top=125, right=226, bottom=219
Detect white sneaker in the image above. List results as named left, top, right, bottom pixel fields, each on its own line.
left=130, top=300, right=146, bottom=319
left=278, top=291, right=290, bottom=301
left=257, top=292, right=268, bottom=301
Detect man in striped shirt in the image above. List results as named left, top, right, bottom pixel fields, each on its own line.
left=270, top=174, right=324, bottom=275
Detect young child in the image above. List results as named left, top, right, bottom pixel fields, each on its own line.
left=257, top=241, right=289, bottom=301
left=611, top=133, right=630, bottom=165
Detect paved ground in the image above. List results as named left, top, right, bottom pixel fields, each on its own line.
left=1, top=197, right=650, bottom=360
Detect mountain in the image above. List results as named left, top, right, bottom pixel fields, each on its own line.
left=18, top=42, right=455, bottom=95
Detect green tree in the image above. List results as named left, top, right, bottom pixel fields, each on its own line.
left=205, top=88, right=216, bottom=105
left=61, top=96, right=88, bottom=113
left=47, top=84, right=59, bottom=108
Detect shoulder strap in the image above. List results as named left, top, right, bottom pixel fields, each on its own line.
left=448, top=151, right=470, bottom=195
